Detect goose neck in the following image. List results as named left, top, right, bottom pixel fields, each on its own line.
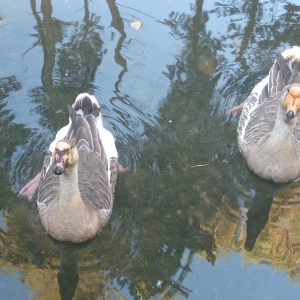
left=58, top=164, right=81, bottom=202
left=272, top=106, right=296, bottom=138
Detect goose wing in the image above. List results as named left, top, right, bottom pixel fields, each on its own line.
left=67, top=94, right=117, bottom=216
left=38, top=151, right=60, bottom=207
left=238, top=48, right=300, bottom=149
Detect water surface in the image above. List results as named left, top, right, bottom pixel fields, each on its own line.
left=1, top=0, right=300, bottom=299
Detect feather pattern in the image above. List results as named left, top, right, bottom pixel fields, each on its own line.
left=37, top=93, right=118, bottom=242
left=238, top=46, right=300, bottom=182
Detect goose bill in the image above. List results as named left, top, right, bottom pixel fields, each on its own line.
left=53, top=163, right=65, bottom=175
left=53, top=149, right=70, bottom=175
left=285, top=92, right=300, bottom=118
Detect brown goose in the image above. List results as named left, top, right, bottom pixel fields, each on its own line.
left=238, top=46, right=300, bottom=183
left=21, top=93, right=118, bottom=242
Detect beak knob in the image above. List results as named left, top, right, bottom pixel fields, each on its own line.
left=286, top=110, right=295, bottom=119
left=54, top=166, right=64, bottom=175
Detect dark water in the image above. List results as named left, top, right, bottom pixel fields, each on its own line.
left=1, top=0, right=300, bottom=299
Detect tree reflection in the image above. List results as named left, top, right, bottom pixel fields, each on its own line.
left=108, top=2, right=242, bottom=298
left=0, top=76, right=27, bottom=208
left=111, top=0, right=300, bottom=297
left=244, top=181, right=300, bottom=282
left=2, top=0, right=300, bottom=299
left=106, top=0, right=128, bottom=92
left=29, top=0, right=105, bottom=133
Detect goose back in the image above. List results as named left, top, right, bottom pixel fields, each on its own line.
left=238, top=47, right=300, bottom=155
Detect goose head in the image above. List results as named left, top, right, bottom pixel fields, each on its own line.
left=53, top=139, right=78, bottom=175
left=282, top=84, right=300, bottom=124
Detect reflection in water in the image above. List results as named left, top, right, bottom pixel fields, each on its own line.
left=1, top=0, right=300, bottom=298
left=244, top=178, right=287, bottom=251
left=0, top=76, right=29, bottom=206
left=106, top=0, right=128, bottom=91
left=24, top=0, right=105, bottom=136
left=57, top=244, right=79, bottom=300
left=30, top=0, right=60, bottom=95
left=245, top=180, right=300, bottom=281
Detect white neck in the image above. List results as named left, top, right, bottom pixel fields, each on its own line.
left=270, top=105, right=297, bottom=140
left=58, top=164, right=81, bottom=203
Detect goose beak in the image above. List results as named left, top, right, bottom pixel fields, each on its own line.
left=54, top=163, right=65, bottom=175
left=53, top=157, right=66, bottom=175
left=285, top=87, right=300, bottom=118
left=53, top=141, right=73, bottom=175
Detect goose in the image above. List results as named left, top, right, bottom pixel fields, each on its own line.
left=20, top=93, right=118, bottom=242
left=237, top=46, right=300, bottom=183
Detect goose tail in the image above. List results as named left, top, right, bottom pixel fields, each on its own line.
left=72, top=93, right=118, bottom=160
left=73, top=93, right=101, bottom=118
left=282, top=46, right=300, bottom=62
left=49, top=93, right=101, bottom=153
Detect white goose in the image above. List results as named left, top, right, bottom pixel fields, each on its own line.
left=20, top=93, right=118, bottom=242
left=237, top=46, right=300, bottom=183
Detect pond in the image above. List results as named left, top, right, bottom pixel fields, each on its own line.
left=1, top=0, right=300, bottom=299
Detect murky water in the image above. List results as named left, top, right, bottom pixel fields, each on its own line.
left=1, top=0, right=300, bottom=299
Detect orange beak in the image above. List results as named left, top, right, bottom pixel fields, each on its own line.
left=285, top=87, right=300, bottom=118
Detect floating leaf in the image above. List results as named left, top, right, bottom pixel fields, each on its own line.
left=130, top=20, right=142, bottom=30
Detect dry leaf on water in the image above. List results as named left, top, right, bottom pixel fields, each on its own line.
left=130, top=20, right=142, bottom=30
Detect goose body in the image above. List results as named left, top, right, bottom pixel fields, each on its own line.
left=238, top=46, right=300, bottom=183
left=37, top=93, right=117, bottom=242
